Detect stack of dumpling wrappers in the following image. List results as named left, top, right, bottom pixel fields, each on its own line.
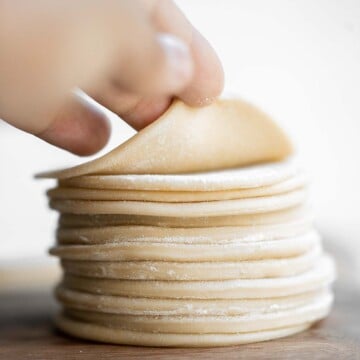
left=43, top=100, right=335, bottom=347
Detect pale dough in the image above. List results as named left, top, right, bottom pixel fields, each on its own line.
left=60, top=245, right=321, bottom=280
left=51, top=231, right=320, bottom=262
left=61, top=255, right=335, bottom=299
left=50, top=189, right=306, bottom=217
left=57, top=220, right=312, bottom=245
left=59, top=205, right=311, bottom=228
left=64, top=292, right=332, bottom=334
left=48, top=173, right=305, bottom=202
left=57, top=160, right=300, bottom=192
left=38, top=99, right=293, bottom=179
left=56, top=286, right=328, bottom=316
left=55, top=315, right=311, bottom=347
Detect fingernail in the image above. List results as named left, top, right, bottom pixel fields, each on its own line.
left=157, top=33, right=193, bottom=89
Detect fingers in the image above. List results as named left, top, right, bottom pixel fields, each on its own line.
left=37, top=96, right=110, bottom=156
left=1, top=0, right=223, bottom=157
left=40, top=0, right=224, bottom=157
left=91, top=0, right=194, bottom=95
left=84, top=0, right=199, bottom=131
left=119, top=95, right=172, bottom=129
left=88, top=0, right=224, bottom=132
left=88, top=78, right=173, bottom=130
left=107, top=33, right=194, bottom=95
left=0, top=0, right=128, bottom=133
left=1, top=1, right=194, bottom=133
left=179, top=29, right=225, bottom=106
left=151, top=0, right=224, bottom=105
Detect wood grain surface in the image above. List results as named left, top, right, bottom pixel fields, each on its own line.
left=0, top=283, right=359, bottom=360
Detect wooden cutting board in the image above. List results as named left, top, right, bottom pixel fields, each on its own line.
left=1, top=283, right=359, bottom=360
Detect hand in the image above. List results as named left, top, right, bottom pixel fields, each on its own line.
left=0, top=0, right=223, bottom=155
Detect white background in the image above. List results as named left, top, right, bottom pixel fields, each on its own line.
left=1, top=0, right=360, bottom=280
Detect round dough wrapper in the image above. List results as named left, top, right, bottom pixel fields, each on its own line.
left=61, top=255, right=335, bottom=299
left=39, top=99, right=293, bottom=179
left=57, top=220, right=312, bottom=245
left=64, top=292, right=332, bottom=334
left=60, top=252, right=319, bottom=281
left=60, top=245, right=321, bottom=280
left=59, top=205, right=311, bottom=229
left=49, top=189, right=306, bottom=217
left=56, top=286, right=329, bottom=316
left=48, top=174, right=306, bottom=202
left=51, top=230, right=320, bottom=262
left=57, top=161, right=300, bottom=192
left=55, top=314, right=311, bottom=347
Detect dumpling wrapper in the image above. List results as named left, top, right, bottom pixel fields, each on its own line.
left=60, top=255, right=335, bottom=299
left=55, top=315, right=310, bottom=347
left=38, top=99, right=293, bottom=179
left=55, top=286, right=327, bottom=316
left=47, top=173, right=306, bottom=202
left=59, top=246, right=321, bottom=280
left=63, top=292, right=332, bottom=333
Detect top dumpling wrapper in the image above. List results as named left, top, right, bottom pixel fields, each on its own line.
left=39, top=99, right=293, bottom=179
